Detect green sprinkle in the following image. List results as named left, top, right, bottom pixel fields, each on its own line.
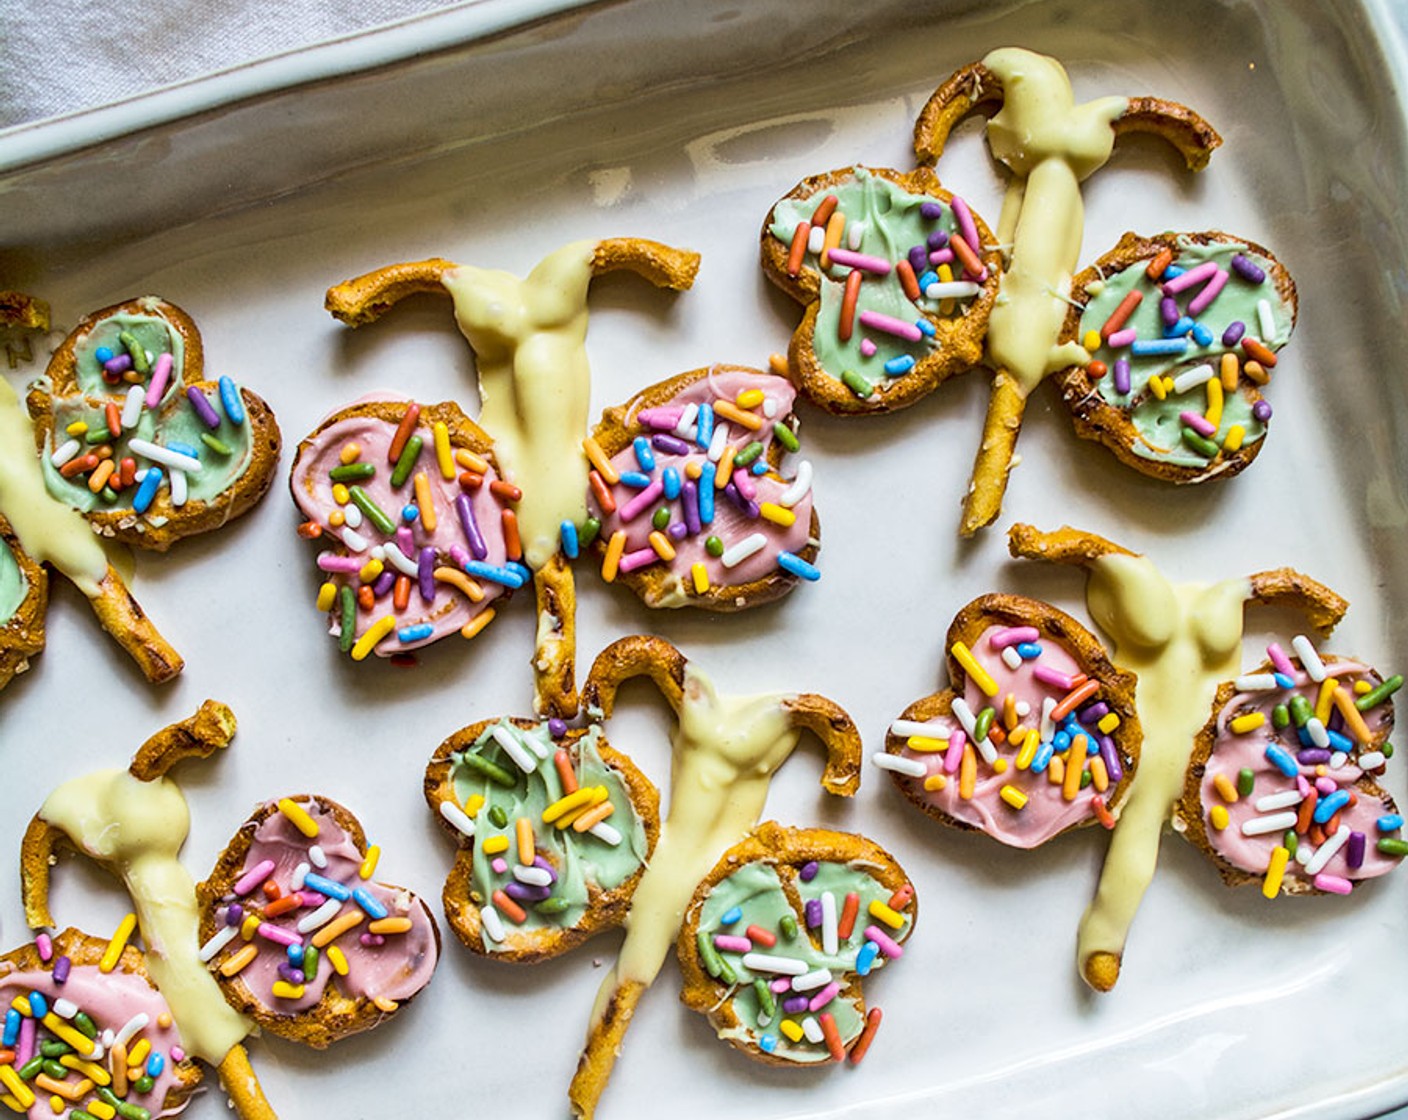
left=72, top=1011, right=97, bottom=1039
left=841, top=368, right=874, bottom=399
left=716, top=958, right=737, bottom=985
left=705, top=536, right=724, bottom=558
left=1384, top=742, right=1395, bottom=759
left=100, top=486, right=119, bottom=505
left=488, top=805, right=509, bottom=829
left=772, top=421, right=800, bottom=453
left=534, top=897, right=571, bottom=916
left=1079, top=769, right=1092, bottom=789
left=201, top=432, right=232, bottom=455
left=753, top=977, right=776, bottom=1020
left=973, top=707, right=994, bottom=742
left=41, top=1059, right=66, bottom=1079
left=118, top=330, right=151, bottom=374
left=1288, top=695, right=1312, bottom=728
left=329, top=462, right=376, bottom=482
left=302, top=945, right=319, bottom=977
left=1284, top=831, right=1298, bottom=859
left=133, top=1075, right=155, bottom=1094
left=1272, top=703, right=1290, bottom=729
left=390, top=434, right=424, bottom=488
left=84, top=426, right=114, bottom=445
left=1180, top=427, right=1220, bottom=458
left=349, top=485, right=397, bottom=535
left=1237, top=768, right=1255, bottom=797
left=652, top=506, right=670, bottom=531
left=458, top=752, right=518, bottom=789
left=38, top=1041, right=70, bottom=1058
left=697, top=930, right=725, bottom=978
left=779, top=914, right=798, bottom=940
left=578, top=517, right=601, bottom=548
left=1355, top=674, right=1403, bottom=711
left=69, top=1113, right=98, bottom=1120
left=18, top=1057, right=45, bottom=1079
left=734, top=441, right=764, bottom=467
left=1377, top=837, right=1408, bottom=857
left=338, top=586, right=356, bottom=654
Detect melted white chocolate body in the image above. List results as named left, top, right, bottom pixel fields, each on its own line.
left=1076, top=555, right=1250, bottom=971
left=40, top=769, right=253, bottom=1062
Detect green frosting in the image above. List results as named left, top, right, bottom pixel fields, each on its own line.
left=769, top=170, right=971, bottom=393
left=450, top=721, right=649, bottom=951
left=698, top=858, right=911, bottom=1064
left=1079, top=239, right=1292, bottom=467
left=73, top=311, right=186, bottom=404
left=0, top=537, right=26, bottom=624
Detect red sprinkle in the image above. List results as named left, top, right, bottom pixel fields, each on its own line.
left=458, top=471, right=484, bottom=491
left=554, top=749, right=578, bottom=795
left=502, top=509, right=522, bottom=562
left=296, top=520, right=323, bottom=539
left=837, top=892, right=860, bottom=941
left=818, top=1012, right=846, bottom=1062
left=848, top=1007, right=883, bottom=1065
left=744, top=924, right=776, bottom=948
left=489, top=480, right=522, bottom=503
left=389, top=402, right=421, bottom=464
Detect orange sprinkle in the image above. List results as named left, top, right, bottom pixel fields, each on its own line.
left=1051, top=679, right=1100, bottom=722
left=588, top=470, right=616, bottom=515
left=896, top=258, right=920, bottom=301
left=458, top=470, right=484, bottom=491
left=1243, top=360, right=1270, bottom=385
left=571, top=800, right=616, bottom=833
left=110, top=1041, right=129, bottom=1098
left=820, top=210, right=845, bottom=269
left=1100, top=289, right=1143, bottom=339
left=839, top=269, right=861, bottom=341
left=388, top=402, right=421, bottom=464
left=648, top=530, right=676, bottom=562
left=368, top=917, right=413, bottom=935
left=219, top=944, right=259, bottom=976
left=357, top=585, right=375, bottom=611
left=1002, top=693, right=1018, bottom=731
left=716, top=445, right=736, bottom=490
left=393, top=575, right=411, bottom=611
left=1220, top=352, right=1240, bottom=391
left=1086, top=360, right=1107, bottom=379
left=810, top=194, right=838, bottom=228
left=87, top=459, right=116, bottom=494
left=119, top=457, right=137, bottom=487
left=1062, top=737, right=1085, bottom=801
left=59, top=453, right=97, bottom=478
left=1241, top=337, right=1278, bottom=368
left=263, top=895, right=300, bottom=918
left=459, top=607, right=495, bottom=640
left=35, top=1073, right=88, bottom=1101
left=489, top=480, right=521, bottom=503
left=296, top=519, right=322, bottom=540
left=959, top=743, right=977, bottom=800
left=786, top=220, right=811, bottom=277
left=493, top=889, right=527, bottom=924
left=263, top=880, right=281, bottom=899
left=104, top=401, right=122, bottom=437
left=887, top=883, right=914, bottom=911
left=433, top=566, right=485, bottom=603
left=1146, top=246, right=1173, bottom=280
left=601, top=529, right=626, bottom=582
left=413, top=472, right=437, bottom=532
left=837, top=891, right=860, bottom=940
left=818, top=1012, right=846, bottom=1062
left=1332, top=686, right=1374, bottom=744
left=713, top=400, right=764, bottom=431
left=1092, top=795, right=1116, bottom=829
left=339, top=442, right=362, bottom=465
left=502, top=509, right=522, bottom=562
left=582, top=436, right=619, bottom=485
left=554, top=749, right=578, bottom=794
left=949, top=233, right=983, bottom=276
left=1213, top=772, right=1239, bottom=804
left=848, top=1008, right=883, bottom=1065
left=516, top=817, right=535, bottom=865
left=746, top=924, right=776, bottom=948
left=311, top=909, right=365, bottom=948
left=453, top=448, right=490, bottom=474
left=1297, top=794, right=1317, bottom=834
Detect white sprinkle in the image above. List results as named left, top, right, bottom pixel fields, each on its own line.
left=707, top=420, right=730, bottom=462
left=720, top=533, right=767, bottom=569
left=382, top=541, right=419, bottom=577
left=308, top=845, right=328, bottom=869
left=847, top=221, right=865, bottom=250
left=341, top=527, right=368, bottom=553
left=973, top=733, right=998, bottom=766
left=520, top=725, right=553, bottom=760
left=762, top=396, right=778, bottom=419
left=1001, top=646, right=1023, bottom=671
left=50, top=438, right=81, bottom=467
left=291, top=861, right=310, bottom=891
left=1171, top=363, right=1215, bottom=394
left=1242, top=810, right=1299, bottom=836
left=1254, top=790, right=1304, bottom=813
left=491, top=726, right=538, bottom=774
left=589, top=821, right=623, bottom=846
left=801, top=1016, right=824, bottom=1043
left=121, top=385, right=145, bottom=429
left=481, top=905, right=506, bottom=943
left=1304, top=825, right=1351, bottom=875
left=52, top=999, right=78, bottom=1020
left=951, top=697, right=978, bottom=738
left=673, top=402, right=698, bottom=439
left=296, top=897, right=343, bottom=934
left=1235, top=674, right=1280, bottom=691
left=871, top=752, right=926, bottom=777
left=1040, top=697, right=1057, bottom=741
left=169, top=468, right=188, bottom=508
left=113, top=1014, right=148, bottom=1050
left=1257, top=298, right=1276, bottom=341
left=1015, top=700, right=1031, bottom=718
left=198, top=924, right=239, bottom=962
left=743, top=952, right=808, bottom=976
left=820, top=893, right=838, bottom=956
left=439, top=799, right=478, bottom=836
left=513, top=866, right=552, bottom=887
left=127, top=438, right=202, bottom=473
left=1292, top=635, right=1327, bottom=682
left=779, top=460, right=813, bottom=508
left=1306, top=717, right=1329, bottom=748
left=1359, top=751, right=1386, bottom=770
left=792, top=968, right=833, bottom=992
left=1329, top=750, right=1349, bottom=770
left=807, top=225, right=826, bottom=254
left=889, top=719, right=939, bottom=739
left=924, top=280, right=980, bottom=300
left=100, top=1030, right=114, bottom=1048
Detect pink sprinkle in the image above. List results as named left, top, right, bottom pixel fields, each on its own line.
left=256, top=922, right=300, bottom=947
left=171, top=1047, right=186, bottom=1064
left=1033, top=665, right=1075, bottom=691
left=808, top=981, right=843, bottom=1012
left=297, top=891, right=326, bottom=907
left=864, top=925, right=904, bottom=959
left=1180, top=411, right=1216, bottom=437
left=1161, top=260, right=1219, bottom=295
left=1187, top=268, right=1229, bottom=317
left=1296, top=774, right=1313, bottom=797
left=144, top=352, right=174, bottom=408
left=943, top=729, right=967, bottom=774
left=928, top=248, right=955, bottom=267
left=770, top=978, right=791, bottom=993
left=950, top=196, right=981, bottom=255
left=825, top=248, right=891, bottom=275
left=234, top=859, right=277, bottom=897
left=618, top=547, right=661, bottom=574
left=713, top=935, right=752, bottom=954
left=1267, top=643, right=1297, bottom=677
left=636, top=406, right=682, bottom=430
left=617, top=479, right=664, bottom=522
left=733, top=470, right=757, bottom=502
left=316, top=553, right=363, bottom=573
left=15, top=1017, right=35, bottom=1067
left=1105, top=328, right=1137, bottom=349
left=1313, top=873, right=1352, bottom=895
left=857, top=310, right=922, bottom=342
left=989, top=626, right=1039, bottom=650
left=1315, top=776, right=1338, bottom=796
left=491, top=857, right=508, bottom=875
left=859, top=338, right=877, bottom=357
left=35, top=933, right=52, bottom=962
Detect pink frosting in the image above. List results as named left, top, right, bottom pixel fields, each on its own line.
left=290, top=397, right=509, bottom=655
left=0, top=952, right=188, bottom=1118
left=212, top=800, right=438, bottom=1016
left=1200, top=660, right=1400, bottom=884
left=591, top=370, right=814, bottom=593
left=895, top=625, right=1127, bottom=849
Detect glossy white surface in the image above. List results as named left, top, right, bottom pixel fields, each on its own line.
left=1, top=1, right=1407, bottom=1118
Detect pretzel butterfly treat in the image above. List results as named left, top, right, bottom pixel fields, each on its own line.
left=0, top=515, right=46, bottom=691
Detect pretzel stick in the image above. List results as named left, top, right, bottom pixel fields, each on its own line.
left=88, top=565, right=184, bottom=682
left=217, top=1044, right=279, bottom=1120
left=532, top=553, right=579, bottom=719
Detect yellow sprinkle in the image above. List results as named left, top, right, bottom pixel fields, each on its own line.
left=820, top=210, right=844, bottom=269
left=59, top=1054, right=108, bottom=1086
left=768, top=353, right=789, bottom=377
left=905, top=735, right=947, bottom=753
left=758, top=502, right=796, bottom=528
left=339, top=442, right=361, bottom=465
left=1213, top=771, right=1239, bottom=803
left=867, top=900, right=904, bottom=929
left=1082, top=328, right=1102, bottom=351
left=922, top=774, right=947, bottom=792
left=1262, top=845, right=1290, bottom=898
left=1219, top=351, right=1240, bottom=391
left=87, top=1102, right=117, bottom=1120
left=311, top=909, right=365, bottom=949
left=41, top=1014, right=93, bottom=1056
left=1355, top=679, right=1373, bottom=695
left=101, top=913, right=137, bottom=973
left=454, top=447, right=490, bottom=474
left=126, top=1038, right=150, bottom=1068
left=691, top=562, right=709, bottom=594
left=715, top=445, right=736, bottom=489
left=992, top=757, right=1008, bottom=773
left=937, top=263, right=954, bottom=284
left=515, top=817, right=535, bottom=864
left=413, top=471, right=438, bottom=532
left=648, top=530, right=676, bottom=562
left=331, top=482, right=350, bottom=505
left=433, top=421, right=455, bottom=479
left=1148, top=375, right=1167, bottom=401
left=463, top=793, right=485, bottom=817
left=1014, top=730, right=1038, bottom=770
left=555, top=787, right=609, bottom=830
left=1097, top=712, right=1120, bottom=734
left=779, top=1019, right=804, bottom=1043
left=359, top=845, right=381, bottom=880
left=543, top=787, right=597, bottom=824
left=219, top=944, right=258, bottom=977
left=328, top=945, right=350, bottom=976
left=278, top=797, right=320, bottom=838
left=482, top=834, right=510, bottom=855
left=1048, top=755, right=1066, bottom=786
left=368, top=917, right=413, bottom=935
left=0, top=1068, right=31, bottom=1109
left=328, top=509, right=346, bottom=528
left=373, top=995, right=399, bottom=1013
left=435, top=566, right=485, bottom=603
left=351, top=615, right=397, bottom=661
left=48, top=1096, right=62, bottom=1115
left=582, top=435, right=620, bottom=485
left=684, top=459, right=703, bottom=480
left=460, top=607, right=496, bottom=640
left=999, top=784, right=1028, bottom=810
left=1205, top=376, right=1223, bottom=429
left=959, top=744, right=977, bottom=800
left=735, top=388, right=765, bottom=410
left=950, top=641, right=999, bottom=697
left=1229, top=712, right=1265, bottom=735
left=271, top=981, right=306, bottom=1000
left=1223, top=424, right=1246, bottom=452
left=358, top=557, right=384, bottom=583
left=1089, top=754, right=1109, bottom=793
left=34, top=1074, right=89, bottom=1103
left=601, top=529, right=627, bottom=583
left=1244, top=359, right=1269, bottom=385
left=1210, top=804, right=1230, bottom=831
left=714, top=400, right=764, bottom=431
left=1315, top=677, right=1338, bottom=723
left=7, top=997, right=29, bottom=1017
left=65, top=420, right=89, bottom=437
left=316, top=581, right=337, bottom=612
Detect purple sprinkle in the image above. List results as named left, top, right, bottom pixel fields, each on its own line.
left=651, top=433, right=690, bottom=456
left=1230, top=254, right=1266, bottom=284
left=1160, top=296, right=1180, bottom=326
left=52, top=957, right=70, bottom=985
left=277, top=963, right=302, bottom=984
left=372, top=570, right=396, bottom=598
left=1297, top=748, right=1332, bottom=765
left=103, top=353, right=133, bottom=375
left=505, top=881, right=553, bottom=903
left=1222, top=320, right=1246, bottom=347
left=359, top=933, right=386, bottom=948
left=548, top=718, right=567, bottom=738
left=682, top=480, right=701, bottom=535
left=907, top=245, right=929, bottom=274
left=1079, top=702, right=1110, bottom=723
left=667, top=521, right=687, bottom=541
left=1114, top=357, right=1131, bottom=395
left=804, top=899, right=822, bottom=928
left=225, top=903, right=244, bottom=927
left=186, top=386, right=222, bottom=430
left=919, top=202, right=944, bottom=221
left=926, top=229, right=949, bottom=251
left=1099, top=736, right=1123, bottom=785
left=417, top=546, right=437, bottom=603
left=800, top=861, right=819, bottom=882
left=533, top=855, right=558, bottom=883
left=455, top=494, right=488, bottom=560
left=782, top=996, right=809, bottom=1014
left=723, top=482, right=759, bottom=518
left=1252, top=399, right=1273, bottom=422
left=1347, top=830, right=1366, bottom=870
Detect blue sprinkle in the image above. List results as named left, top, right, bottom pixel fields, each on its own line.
left=1053, top=730, right=1071, bottom=752
left=132, top=467, right=164, bottom=514
left=401, top=505, right=419, bottom=523
left=1131, top=338, right=1188, bottom=356
left=914, top=318, right=936, bottom=338
left=1295, top=726, right=1313, bottom=748
left=218, top=375, right=246, bottom=425
left=398, top=623, right=434, bottom=643
left=720, top=906, right=743, bottom=926
left=1163, top=264, right=1186, bottom=280
left=917, top=270, right=939, bottom=290
left=777, top=551, right=820, bottom=581
left=1086, top=735, right=1101, bottom=756
left=303, top=872, right=352, bottom=901
left=27, top=993, right=47, bottom=1020
left=287, top=943, right=305, bottom=965
left=1313, top=789, right=1351, bottom=824
left=751, top=460, right=767, bottom=475
left=699, top=463, right=716, bottom=524
left=1273, top=672, right=1295, bottom=689
left=94, top=346, right=114, bottom=364
left=1325, top=728, right=1354, bottom=754
left=696, top=403, right=714, bottom=450
left=759, top=1035, right=779, bottom=1054
left=632, top=436, right=655, bottom=474
left=855, top=941, right=880, bottom=976
left=506, top=561, right=532, bottom=585
left=147, top=1053, right=166, bottom=1078
left=1031, top=741, right=1055, bottom=774
left=463, top=560, right=526, bottom=589
left=2, top=1009, right=19, bottom=1048
left=352, top=886, right=389, bottom=920
left=618, top=471, right=652, bottom=489
left=1377, top=814, right=1403, bottom=833
left=1015, top=642, right=1042, bottom=660
left=1264, top=743, right=1299, bottom=778
left=662, top=466, right=681, bottom=501
left=1190, top=322, right=1214, bottom=346
left=1164, top=315, right=1195, bottom=339
left=560, top=520, right=579, bottom=560
left=167, top=440, right=201, bottom=458
left=884, top=355, right=916, bottom=377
